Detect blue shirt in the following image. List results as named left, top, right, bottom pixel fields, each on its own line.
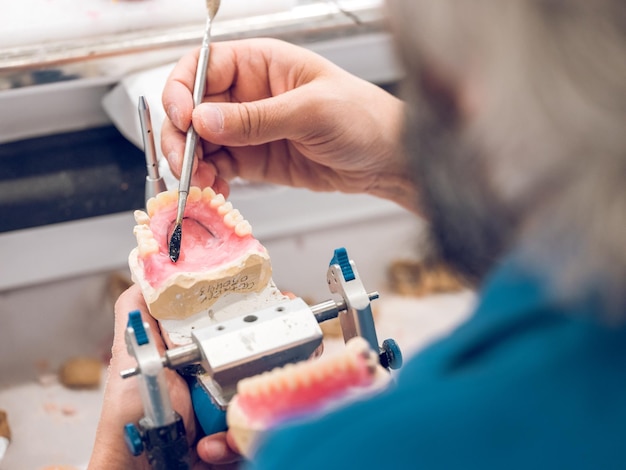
left=245, top=257, right=626, bottom=469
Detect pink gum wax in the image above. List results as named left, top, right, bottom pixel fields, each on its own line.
left=141, top=199, right=266, bottom=288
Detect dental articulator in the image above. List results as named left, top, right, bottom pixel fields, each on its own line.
left=124, top=5, right=402, bottom=469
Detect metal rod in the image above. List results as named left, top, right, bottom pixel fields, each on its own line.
left=138, top=96, right=167, bottom=202
left=170, top=3, right=218, bottom=263
left=138, top=96, right=159, bottom=181
left=311, top=291, right=379, bottom=323
left=164, top=343, right=202, bottom=370
left=175, top=16, right=213, bottom=214
left=120, top=367, right=140, bottom=379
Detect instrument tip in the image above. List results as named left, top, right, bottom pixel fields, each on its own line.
left=206, top=0, right=221, bottom=19
left=169, top=224, right=182, bottom=263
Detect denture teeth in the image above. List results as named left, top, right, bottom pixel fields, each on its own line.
left=217, top=201, right=233, bottom=216
left=310, top=365, right=327, bottom=384
left=139, top=239, right=159, bottom=257
left=296, top=368, right=313, bottom=388
left=345, top=338, right=379, bottom=374
left=224, top=209, right=244, bottom=228
left=134, top=224, right=159, bottom=257
left=336, top=358, right=353, bottom=376
left=146, top=197, right=158, bottom=218
left=134, top=210, right=150, bottom=226
left=346, top=336, right=370, bottom=355
left=267, top=377, right=283, bottom=395
left=133, top=224, right=150, bottom=238
left=202, top=186, right=217, bottom=200
left=236, top=336, right=379, bottom=401
left=238, top=377, right=256, bottom=397
left=148, top=190, right=178, bottom=217
left=209, top=193, right=226, bottom=209
left=235, top=221, right=252, bottom=237
left=156, top=190, right=178, bottom=205
left=284, top=369, right=299, bottom=391
left=257, top=374, right=274, bottom=396
left=188, top=186, right=202, bottom=202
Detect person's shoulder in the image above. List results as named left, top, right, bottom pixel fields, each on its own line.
left=386, top=255, right=626, bottom=468
left=248, top=255, right=626, bottom=469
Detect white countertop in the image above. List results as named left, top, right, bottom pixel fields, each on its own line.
left=1, top=0, right=298, bottom=49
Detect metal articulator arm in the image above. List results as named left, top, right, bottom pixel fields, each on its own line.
left=120, top=248, right=402, bottom=467
left=327, top=247, right=403, bottom=370
left=122, top=310, right=191, bottom=470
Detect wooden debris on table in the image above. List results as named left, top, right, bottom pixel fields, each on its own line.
left=0, top=409, right=10, bottom=462
left=319, top=306, right=380, bottom=339
left=58, top=357, right=103, bottom=389
left=0, top=409, right=10, bottom=441
left=387, top=259, right=467, bottom=297
left=107, top=271, right=133, bottom=302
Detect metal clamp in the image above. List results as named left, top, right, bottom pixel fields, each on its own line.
left=327, top=247, right=403, bottom=370
left=120, top=247, right=403, bottom=463
left=190, top=297, right=324, bottom=408
left=122, top=310, right=191, bottom=470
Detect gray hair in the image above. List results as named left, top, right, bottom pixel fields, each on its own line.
left=386, top=0, right=626, bottom=317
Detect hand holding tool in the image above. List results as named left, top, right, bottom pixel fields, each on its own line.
left=122, top=311, right=191, bottom=470
left=121, top=247, right=403, bottom=451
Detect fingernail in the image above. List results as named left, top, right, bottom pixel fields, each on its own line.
left=200, top=105, right=224, bottom=133
left=167, top=104, right=182, bottom=130
left=202, top=439, right=227, bottom=459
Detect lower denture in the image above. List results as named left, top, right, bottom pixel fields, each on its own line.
left=227, top=337, right=391, bottom=457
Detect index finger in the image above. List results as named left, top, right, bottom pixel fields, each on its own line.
left=162, top=39, right=275, bottom=131
left=162, top=49, right=200, bottom=131
left=162, top=44, right=237, bottom=132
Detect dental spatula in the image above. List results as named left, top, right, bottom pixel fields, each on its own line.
left=169, top=0, right=221, bottom=263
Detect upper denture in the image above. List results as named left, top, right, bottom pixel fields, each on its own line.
left=129, top=186, right=274, bottom=323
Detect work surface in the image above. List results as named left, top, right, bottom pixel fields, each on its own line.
left=0, top=290, right=474, bottom=469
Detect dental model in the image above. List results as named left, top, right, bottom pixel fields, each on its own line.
left=226, top=337, right=392, bottom=457
left=129, top=186, right=287, bottom=345
left=128, top=187, right=393, bottom=458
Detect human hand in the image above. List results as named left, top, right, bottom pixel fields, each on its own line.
left=162, top=38, right=418, bottom=212
left=88, top=285, right=241, bottom=469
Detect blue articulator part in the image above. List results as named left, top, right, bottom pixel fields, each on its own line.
left=189, top=378, right=227, bottom=436
left=330, top=247, right=355, bottom=281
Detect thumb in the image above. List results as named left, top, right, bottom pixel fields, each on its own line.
left=192, top=93, right=306, bottom=147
